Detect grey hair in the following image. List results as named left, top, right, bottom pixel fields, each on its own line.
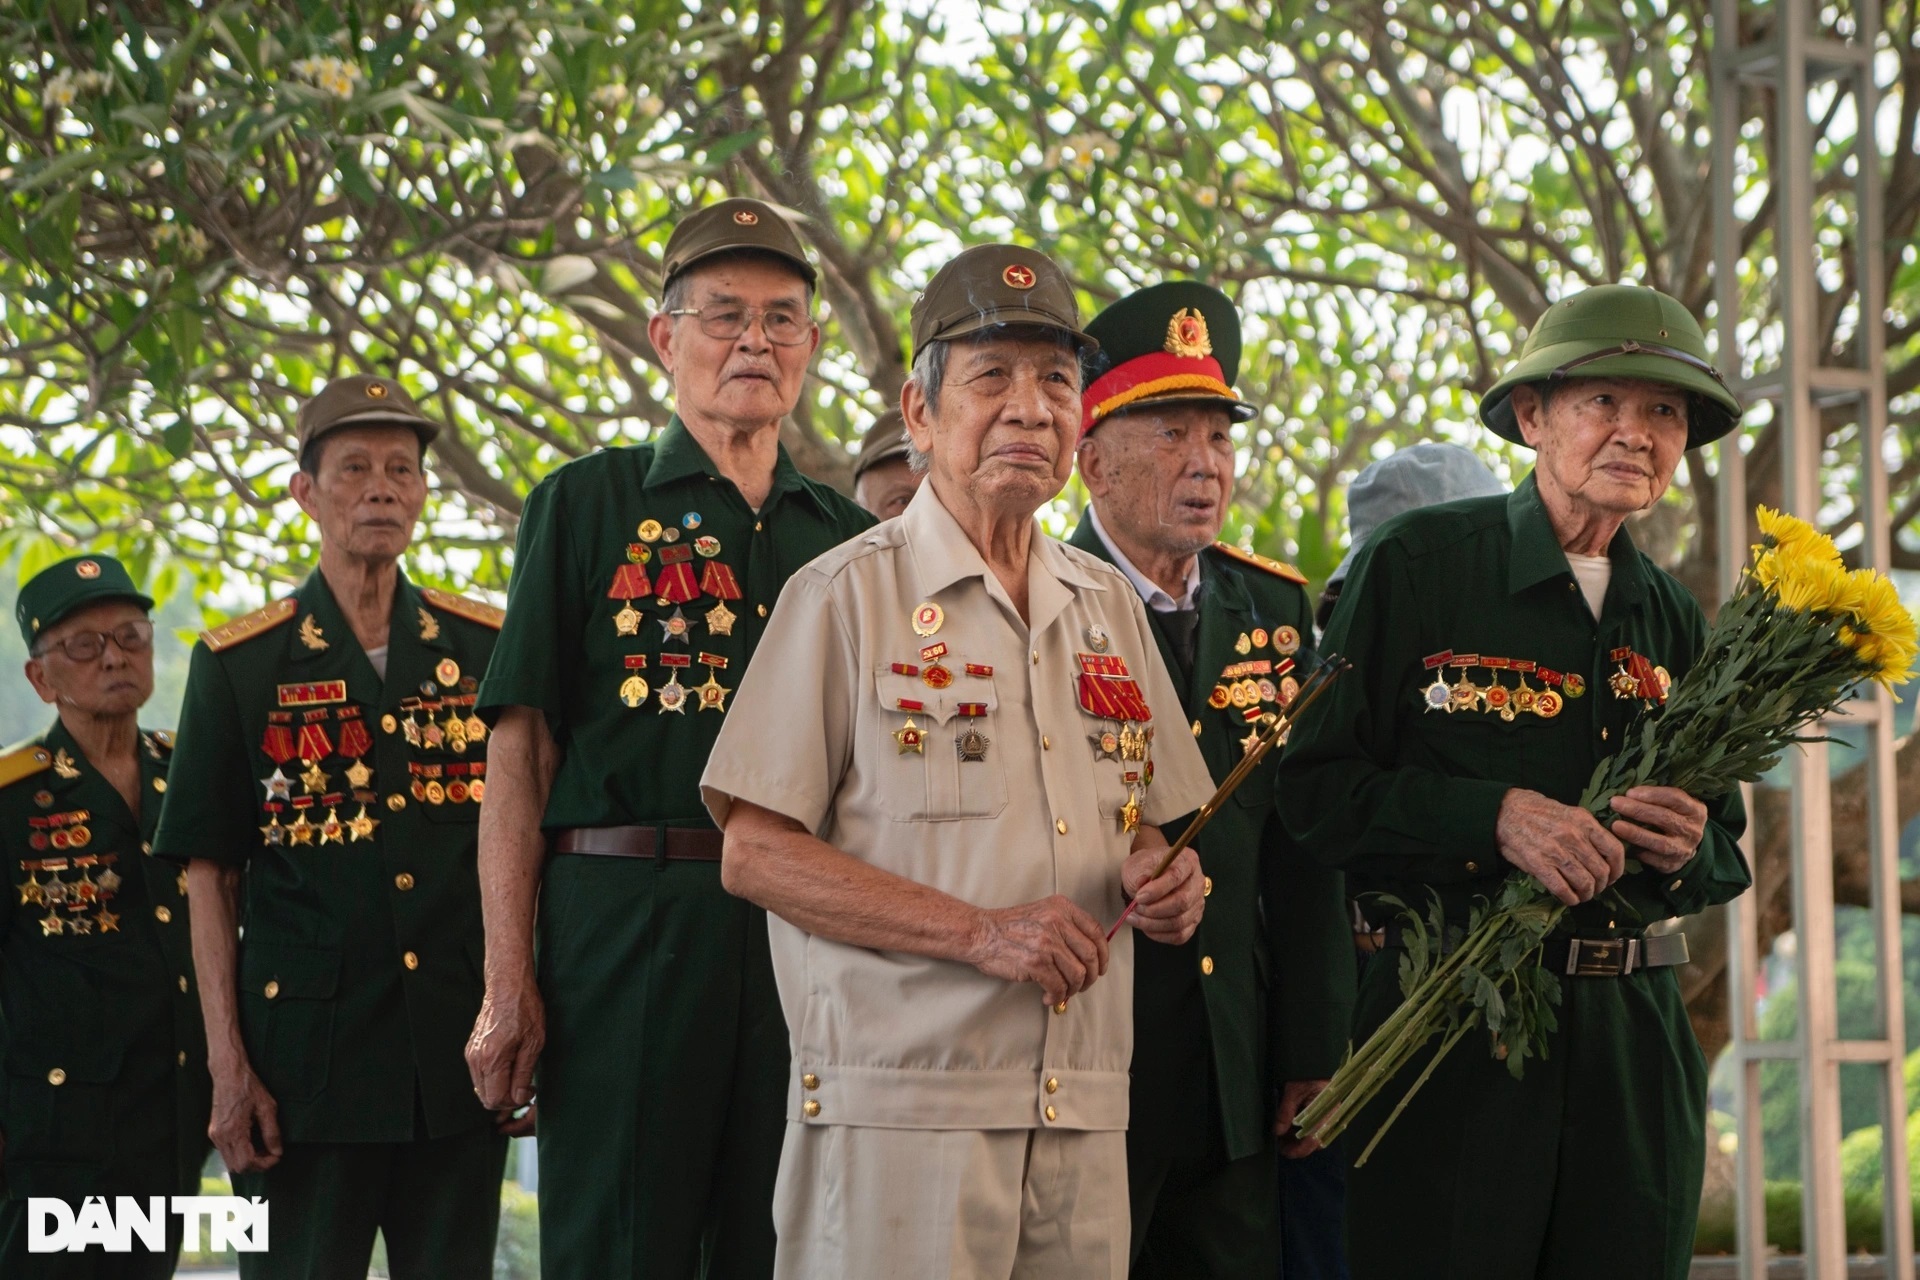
left=903, top=339, right=949, bottom=475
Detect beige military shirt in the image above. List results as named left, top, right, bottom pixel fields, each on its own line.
left=702, top=482, right=1213, bottom=1134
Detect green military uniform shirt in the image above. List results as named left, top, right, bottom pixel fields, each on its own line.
left=476, top=416, right=875, bottom=822
left=1276, top=471, right=1749, bottom=927
left=0, top=721, right=208, bottom=1201
left=1069, top=523, right=1354, bottom=1161
left=152, top=571, right=503, bottom=1144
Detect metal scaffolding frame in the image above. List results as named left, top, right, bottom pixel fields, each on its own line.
left=1711, top=0, right=1908, bottom=1273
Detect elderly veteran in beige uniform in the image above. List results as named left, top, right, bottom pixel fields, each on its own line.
left=702, top=245, right=1216, bottom=1280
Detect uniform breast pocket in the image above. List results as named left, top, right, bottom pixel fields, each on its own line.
left=871, top=670, right=1008, bottom=822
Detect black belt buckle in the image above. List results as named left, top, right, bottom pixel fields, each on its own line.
left=1564, top=937, right=1640, bottom=977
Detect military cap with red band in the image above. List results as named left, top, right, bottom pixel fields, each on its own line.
left=1079, top=280, right=1255, bottom=439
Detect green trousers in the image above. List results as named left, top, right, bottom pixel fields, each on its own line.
left=536, top=855, right=787, bottom=1279
left=232, top=1124, right=506, bottom=1280
left=1126, top=1137, right=1280, bottom=1278
left=1343, top=954, right=1707, bottom=1280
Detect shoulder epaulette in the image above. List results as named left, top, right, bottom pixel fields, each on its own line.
left=1212, top=541, right=1309, bottom=585
left=0, top=742, right=54, bottom=791
left=200, top=598, right=298, bottom=651
left=420, top=588, right=504, bottom=630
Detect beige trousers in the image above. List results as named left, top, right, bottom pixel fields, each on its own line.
left=771, top=1123, right=1129, bottom=1280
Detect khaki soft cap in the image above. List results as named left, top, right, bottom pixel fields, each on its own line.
left=662, top=197, right=817, bottom=289
left=853, top=409, right=912, bottom=480
left=296, top=375, right=441, bottom=459
left=909, top=244, right=1095, bottom=357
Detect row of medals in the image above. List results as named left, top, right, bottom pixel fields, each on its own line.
left=1422, top=661, right=1583, bottom=720
left=615, top=512, right=734, bottom=714
left=20, top=840, right=128, bottom=937
left=1081, top=619, right=1154, bottom=833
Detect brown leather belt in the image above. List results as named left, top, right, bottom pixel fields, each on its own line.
left=551, top=826, right=724, bottom=861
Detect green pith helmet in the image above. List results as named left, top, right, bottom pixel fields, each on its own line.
left=1479, top=285, right=1742, bottom=450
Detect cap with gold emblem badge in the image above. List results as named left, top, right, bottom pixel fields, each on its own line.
left=660, top=197, right=817, bottom=290
left=15, top=554, right=153, bottom=647
left=852, top=408, right=913, bottom=482
left=295, top=374, right=442, bottom=464
left=908, top=244, right=1096, bottom=357
left=1079, top=280, right=1254, bottom=439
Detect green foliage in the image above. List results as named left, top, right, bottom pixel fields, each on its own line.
left=1691, top=1178, right=1908, bottom=1255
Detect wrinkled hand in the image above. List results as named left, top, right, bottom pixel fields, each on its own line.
left=467, top=979, right=545, bottom=1111
left=1607, top=785, right=1707, bottom=874
left=968, top=896, right=1111, bottom=1006
left=1121, top=843, right=1205, bottom=946
left=209, top=1063, right=282, bottom=1174
left=1495, top=789, right=1625, bottom=906
left=1274, top=1079, right=1330, bottom=1157
left=495, top=1103, right=537, bottom=1138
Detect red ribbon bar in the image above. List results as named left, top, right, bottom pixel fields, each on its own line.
left=1538, top=668, right=1563, bottom=686
left=608, top=563, right=652, bottom=600
left=1483, top=656, right=1512, bottom=669
left=261, top=713, right=296, bottom=764
left=1512, top=660, right=1537, bottom=673
left=964, top=663, right=993, bottom=677
left=1627, top=652, right=1666, bottom=703
left=700, top=561, right=742, bottom=600
left=890, top=663, right=920, bottom=677
left=1077, top=673, right=1151, bottom=722
left=896, top=698, right=925, bottom=712
left=1610, top=646, right=1633, bottom=662
left=624, top=655, right=648, bottom=670
left=956, top=702, right=988, bottom=716
left=1422, top=650, right=1455, bottom=669
left=657, top=544, right=694, bottom=565
left=335, top=714, right=373, bottom=760
left=1451, top=654, right=1480, bottom=667
left=296, top=716, right=332, bottom=763
left=654, top=562, right=699, bottom=603
left=698, top=652, right=729, bottom=669
left=659, top=653, right=692, bottom=668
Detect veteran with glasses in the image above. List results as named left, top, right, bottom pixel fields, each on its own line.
left=0, top=555, right=209, bottom=1279
left=467, top=196, right=873, bottom=1279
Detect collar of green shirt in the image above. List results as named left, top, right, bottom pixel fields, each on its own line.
left=1504, top=470, right=1649, bottom=611
left=644, top=414, right=823, bottom=514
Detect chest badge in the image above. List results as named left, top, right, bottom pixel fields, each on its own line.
left=912, top=602, right=944, bottom=638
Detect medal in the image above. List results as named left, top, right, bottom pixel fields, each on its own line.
left=1273, top=625, right=1301, bottom=655
left=659, top=606, right=692, bottom=644
left=614, top=603, right=643, bottom=636
left=1563, top=673, right=1587, bottom=698
left=955, top=703, right=990, bottom=762
left=436, top=658, right=461, bottom=687
left=700, top=560, right=742, bottom=600
left=95, top=865, right=119, bottom=895
left=694, top=535, right=722, bottom=558
left=260, top=813, right=286, bottom=846
left=705, top=600, right=737, bottom=636
left=94, top=907, right=118, bottom=932
left=695, top=652, right=731, bottom=712
left=1251, top=627, right=1269, bottom=649
left=1535, top=689, right=1564, bottom=719
left=288, top=810, right=316, bottom=846
left=319, top=806, right=345, bottom=845
left=1234, top=632, right=1252, bottom=655
left=465, top=714, right=487, bottom=743
left=683, top=512, right=703, bottom=530
left=662, top=526, right=681, bottom=543
left=347, top=806, right=379, bottom=841
left=262, top=767, right=294, bottom=801
left=300, top=760, right=330, bottom=795
left=1482, top=656, right=1514, bottom=721
left=1085, top=624, right=1110, bottom=653
left=1208, top=685, right=1230, bottom=709
left=638, top=518, right=663, bottom=542
left=1446, top=655, right=1481, bottom=713
left=657, top=654, right=692, bottom=714
left=1119, top=788, right=1141, bottom=834
left=1512, top=660, right=1538, bottom=714
left=344, top=758, right=373, bottom=790
left=40, top=913, right=62, bottom=936
left=619, top=655, right=649, bottom=709
left=17, top=873, right=42, bottom=906
left=653, top=544, right=700, bottom=602
left=1120, top=722, right=1149, bottom=762
left=912, top=602, right=944, bottom=637
left=923, top=663, right=953, bottom=689
left=894, top=699, right=927, bottom=754
left=1090, top=726, right=1122, bottom=761
left=425, top=781, right=446, bottom=805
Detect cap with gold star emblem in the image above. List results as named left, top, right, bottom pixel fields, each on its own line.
left=1078, top=280, right=1256, bottom=440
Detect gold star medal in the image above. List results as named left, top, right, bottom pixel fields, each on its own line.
left=300, top=760, right=330, bottom=794
left=347, top=806, right=379, bottom=841
left=94, top=907, right=119, bottom=933
left=695, top=652, right=731, bottom=713
left=1119, top=787, right=1142, bottom=834
left=260, top=815, right=286, bottom=846
left=288, top=811, right=316, bottom=845
left=41, top=913, right=62, bottom=936
left=619, top=655, right=650, bottom=709
left=344, top=758, right=374, bottom=790
left=614, top=603, right=643, bottom=636
left=319, top=807, right=346, bottom=845
left=705, top=600, right=737, bottom=636
left=656, top=654, right=692, bottom=714
left=893, top=699, right=928, bottom=754
left=18, top=874, right=43, bottom=906
left=442, top=709, right=470, bottom=752
left=465, top=714, right=487, bottom=743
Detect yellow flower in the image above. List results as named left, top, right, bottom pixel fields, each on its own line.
left=1754, top=505, right=1840, bottom=566
left=1769, top=550, right=1850, bottom=616
left=1838, top=568, right=1918, bottom=690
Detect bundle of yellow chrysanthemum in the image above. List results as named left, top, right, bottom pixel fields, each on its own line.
left=1298, top=505, right=1917, bottom=1162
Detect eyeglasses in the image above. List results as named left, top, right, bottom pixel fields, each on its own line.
left=35, top=619, right=155, bottom=663
left=665, top=304, right=815, bottom=347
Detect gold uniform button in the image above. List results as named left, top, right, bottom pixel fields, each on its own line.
left=1055, top=819, right=1068, bottom=835
left=387, top=794, right=407, bottom=811
left=1031, top=650, right=1039, bottom=665
left=1044, top=1105, right=1057, bottom=1122
left=1203, top=876, right=1213, bottom=898
left=1670, top=878, right=1684, bottom=892
left=382, top=714, right=398, bottom=734
left=1045, top=1077, right=1059, bottom=1094
left=264, top=981, right=280, bottom=999
left=395, top=873, right=415, bottom=891
left=141, top=841, right=152, bottom=854
left=177, top=975, right=189, bottom=993
left=47, top=1068, right=66, bottom=1086
left=755, top=521, right=764, bottom=532
left=802, top=1099, right=821, bottom=1117
left=1464, top=862, right=1479, bottom=874
left=1053, top=1001, right=1068, bottom=1015
left=152, top=778, right=166, bottom=793
left=1042, top=736, right=1051, bottom=750
left=757, top=604, right=768, bottom=617
left=802, top=1073, right=820, bottom=1090
left=154, top=906, right=172, bottom=923
left=177, top=1051, right=187, bottom=1067
left=1192, top=719, right=1202, bottom=737
left=403, top=951, right=420, bottom=970
left=1200, top=956, right=1215, bottom=976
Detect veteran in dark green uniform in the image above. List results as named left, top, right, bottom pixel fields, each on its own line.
left=465, top=196, right=874, bottom=1279
left=1068, top=281, right=1354, bottom=1276
left=1276, top=285, right=1753, bottom=1280
left=0, top=556, right=208, bottom=1278
left=153, top=377, right=517, bottom=1279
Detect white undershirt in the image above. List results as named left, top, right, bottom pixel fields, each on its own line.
left=364, top=644, right=389, bottom=679
left=1086, top=505, right=1201, bottom=612
left=1565, top=553, right=1612, bottom=621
